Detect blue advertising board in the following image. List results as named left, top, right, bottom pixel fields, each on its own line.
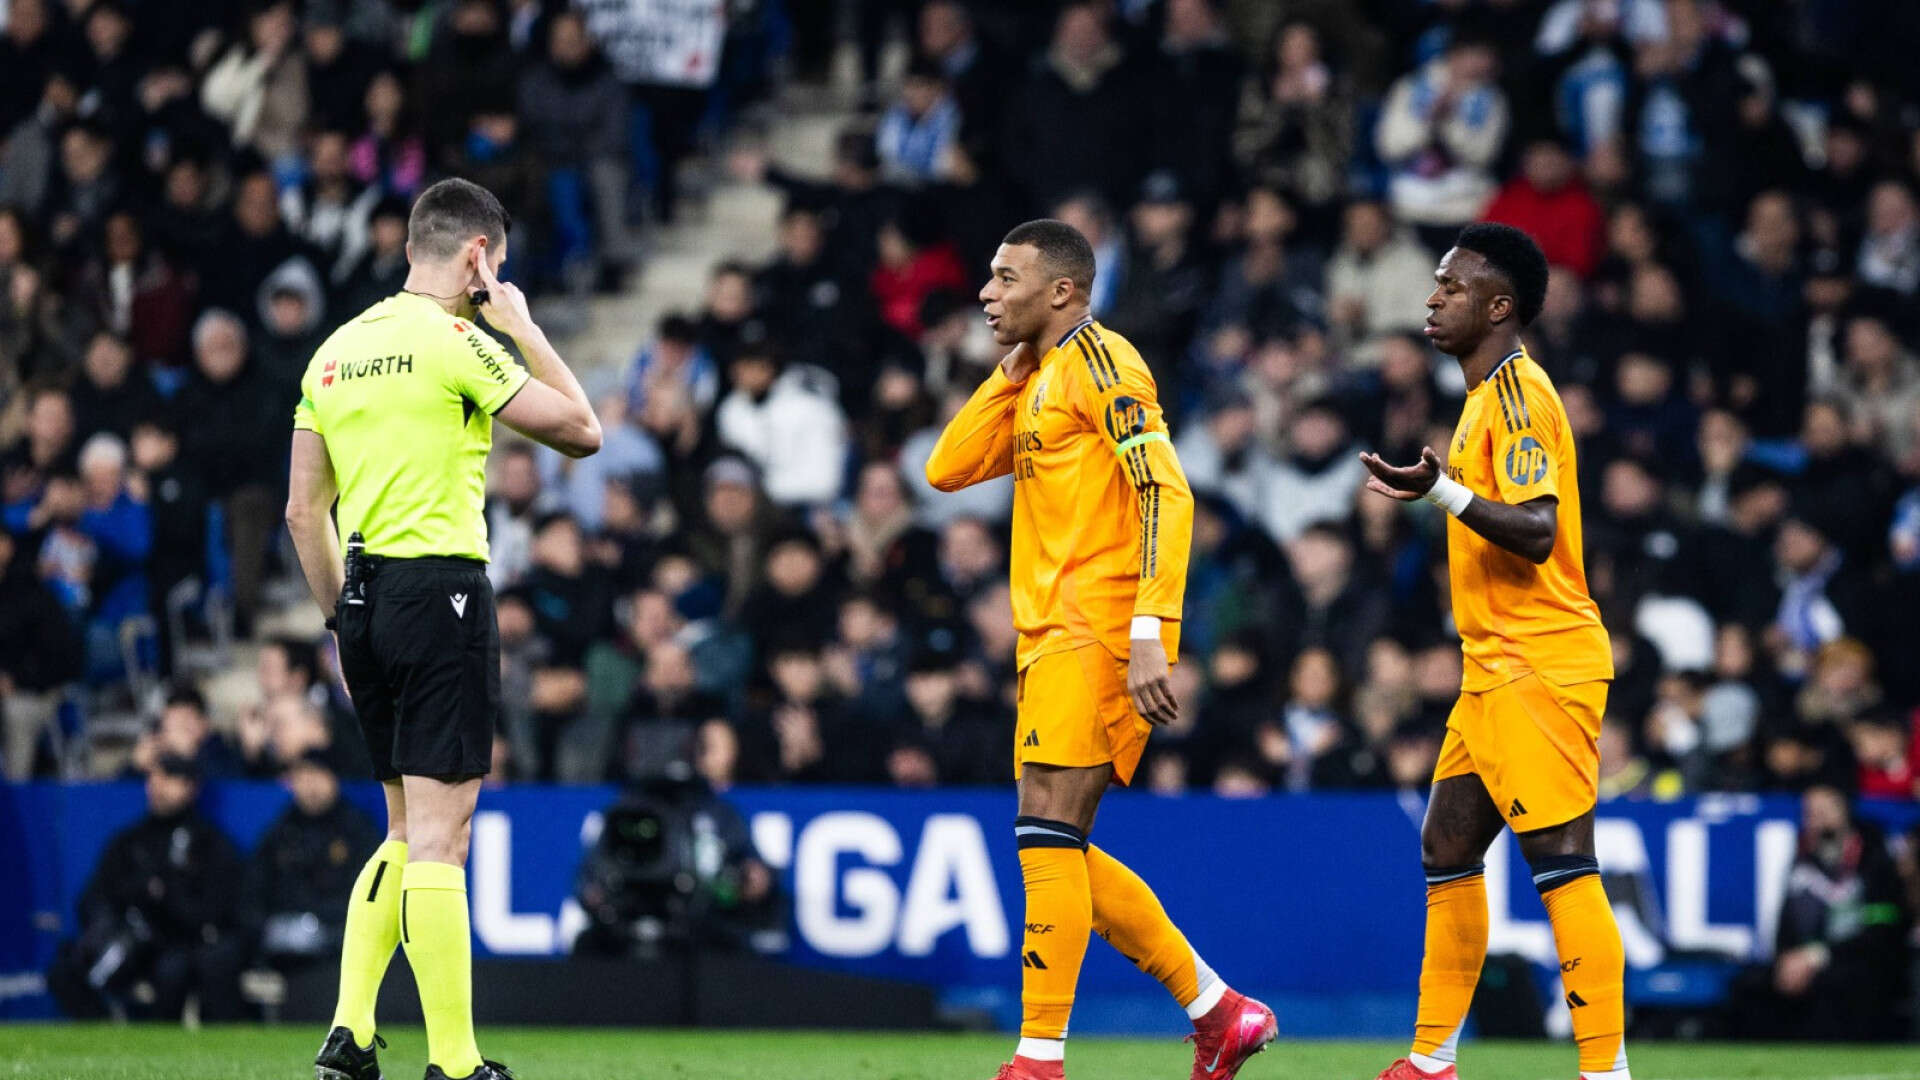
left=3, top=783, right=1916, bottom=1033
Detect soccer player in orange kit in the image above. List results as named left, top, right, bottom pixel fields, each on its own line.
left=1360, top=223, right=1627, bottom=1080
left=927, top=219, right=1276, bottom=1080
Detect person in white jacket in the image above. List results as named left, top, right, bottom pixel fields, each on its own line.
left=199, top=0, right=308, bottom=162
left=715, top=344, right=849, bottom=508
left=1325, top=200, right=1442, bottom=352
left=1374, top=37, right=1508, bottom=242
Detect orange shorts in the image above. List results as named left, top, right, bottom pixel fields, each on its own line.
left=1433, top=673, right=1609, bottom=832
left=1014, top=643, right=1152, bottom=786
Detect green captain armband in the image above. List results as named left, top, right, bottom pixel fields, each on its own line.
left=1114, top=431, right=1168, bottom=456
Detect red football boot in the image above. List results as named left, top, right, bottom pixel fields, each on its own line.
left=1187, top=989, right=1278, bottom=1080
left=989, top=1056, right=1066, bottom=1080
left=1373, top=1059, right=1458, bottom=1080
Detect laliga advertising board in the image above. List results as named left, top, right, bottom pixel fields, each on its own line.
left=4, top=783, right=1916, bottom=1031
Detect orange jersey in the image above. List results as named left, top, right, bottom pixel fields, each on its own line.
left=1444, top=347, right=1612, bottom=691
left=926, top=319, right=1192, bottom=670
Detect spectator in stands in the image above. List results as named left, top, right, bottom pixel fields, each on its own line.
left=1103, top=171, right=1207, bottom=375
left=47, top=121, right=122, bottom=259
left=1858, top=180, right=1920, bottom=297
left=47, top=755, right=246, bottom=1020
left=418, top=0, right=520, bottom=171
left=281, top=128, right=379, bottom=284
left=714, top=342, right=848, bottom=508
left=513, top=513, right=601, bottom=779
left=1262, top=399, right=1365, bottom=543
left=0, top=526, right=84, bottom=778
left=1146, top=0, right=1240, bottom=220
left=200, top=0, right=308, bottom=162
left=1283, top=523, right=1390, bottom=683
left=70, top=332, right=160, bottom=445
left=1484, top=139, right=1604, bottom=279
left=517, top=10, right=635, bottom=291
left=237, top=692, right=332, bottom=780
left=1007, top=1, right=1145, bottom=213
left=2, top=385, right=77, bottom=519
left=615, top=641, right=728, bottom=783
left=129, top=683, right=241, bottom=781
left=127, top=417, right=206, bottom=677
left=869, top=210, right=967, bottom=341
left=1596, top=713, right=1684, bottom=801
left=348, top=69, right=426, bottom=199
left=1233, top=18, right=1351, bottom=220
left=1831, top=314, right=1920, bottom=465
left=486, top=441, right=551, bottom=590
left=1375, top=33, right=1508, bottom=247
left=301, top=3, right=380, bottom=133
left=1734, top=785, right=1911, bottom=1040
left=175, top=310, right=282, bottom=638
left=202, top=169, right=325, bottom=322
left=1847, top=712, right=1920, bottom=801
left=877, top=57, right=962, bottom=187
left=241, top=750, right=379, bottom=974
left=1325, top=200, right=1437, bottom=349
left=335, top=196, right=410, bottom=315
left=626, top=313, right=719, bottom=419
left=890, top=634, right=1003, bottom=787
left=736, top=643, right=877, bottom=784
left=254, top=265, right=329, bottom=396
left=74, top=431, right=152, bottom=647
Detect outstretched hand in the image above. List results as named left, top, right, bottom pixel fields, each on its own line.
left=1360, top=446, right=1443, bottom=502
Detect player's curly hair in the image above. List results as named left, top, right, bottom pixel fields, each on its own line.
left=1454, top=222, right=1549, bottom=327
left=1003, top=218, right=1096, bottom=295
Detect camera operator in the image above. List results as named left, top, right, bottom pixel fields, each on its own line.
left=572, top=756, right=777, bottom=960
left=47, top=755, right=246, bottom=1020
left=240, top=749, right=380, bottom=973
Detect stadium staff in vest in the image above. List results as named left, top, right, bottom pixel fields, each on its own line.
left=285, top=177, right=600, bottom=1080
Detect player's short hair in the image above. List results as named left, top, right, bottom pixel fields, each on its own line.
left=1454, top=222, right=1549, bottom=326
left=408, top=177, right=510, bottom=261
left=1002, top=218, right=1096, bottom=295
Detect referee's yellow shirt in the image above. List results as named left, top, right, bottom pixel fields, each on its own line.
left=293, top=291, right=529, bottom=561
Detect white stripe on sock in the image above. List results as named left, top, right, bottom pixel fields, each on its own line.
left=1016, top=1037, right=1065, bottom=1062
left=1408, top=1051, right=1453, bottom=1074
left=1184, top=976, right=1228, bottom=1020
left=1581, top=1069, right=1630, bottom=1080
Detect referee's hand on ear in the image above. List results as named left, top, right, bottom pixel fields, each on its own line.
left=474, top=247, right=534, bottom=341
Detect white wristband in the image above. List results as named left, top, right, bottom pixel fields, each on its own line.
left=1130, top=615, right=1162, bottom=640
left=1422, top=473, right=1474, bottom=516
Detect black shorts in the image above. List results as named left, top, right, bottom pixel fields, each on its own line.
left=336, top=557, right=499, bottom=781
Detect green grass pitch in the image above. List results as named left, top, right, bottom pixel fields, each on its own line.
left=4, top=1026, right=1918, bottom=1080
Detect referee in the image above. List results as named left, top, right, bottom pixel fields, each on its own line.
left=286, top=178, right=599, bottom=1080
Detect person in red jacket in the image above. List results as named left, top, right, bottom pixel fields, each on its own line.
left=1483, top=139, right=1604, bottom=278
left=1849, top=712, right=1920, bottom=800
left=870, top=211, right=967, bottom=339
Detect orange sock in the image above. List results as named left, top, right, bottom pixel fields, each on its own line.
left=1536, top=862, right=1627, bottom=1074
left=1411, top=865, right=1488, bottom=1064
left=1087, top=844, right=1218, bottom=1013
left=1015, top=817, right=1092, bottom=1043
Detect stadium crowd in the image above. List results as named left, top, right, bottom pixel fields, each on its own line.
left=2, top=0, right=1920, bottom=827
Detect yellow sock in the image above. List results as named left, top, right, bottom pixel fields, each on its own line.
left=331, top=839, right=407, bottom=1045
left=400, top=861, right=483, bottom=1077
left=1015, top=817, right=1092, bottom=1041
left=1412, top=866, right=1488, bottom=1063
left=1539, top=870, right=1627, bottom=1074
left=1087, top=844, right=1216, bottom=1011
